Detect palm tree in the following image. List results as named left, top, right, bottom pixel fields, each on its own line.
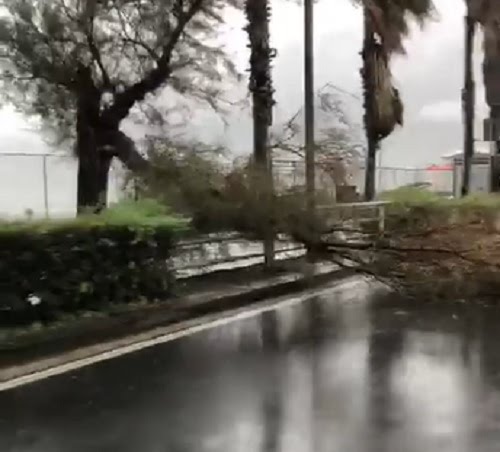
left=244, top=0, right=276, bottom=265
left=462, top=1, right=477, bottom=196
left=356, top=0, right=435, bottom=200
left=467, top=1, right=500, bottom=191
left=245, top=0, right=274, bottom=170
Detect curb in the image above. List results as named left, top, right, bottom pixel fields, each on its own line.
left=0, top=265, right=352, bottom=385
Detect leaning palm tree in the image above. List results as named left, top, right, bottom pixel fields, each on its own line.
left=356, top=0, right=435, bottom=200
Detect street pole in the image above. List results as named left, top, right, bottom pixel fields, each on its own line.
left=462, top=14, right=475, bottom=197
left=304, top=0, right=315, bottom=226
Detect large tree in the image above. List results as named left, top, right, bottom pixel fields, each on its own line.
left=0, top=0, right=240, bottom=211
left=357, top=0, right=434, bottom=200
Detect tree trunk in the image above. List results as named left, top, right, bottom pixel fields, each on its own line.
left=246, top=0, right=273, bottom=170
left=75, top=111, right=114, bottom=214
left=462, top=14, right=476, bottom=197
left=482, top=20, right=500, bottom=192
left=362, top=7, right=378, bottom=201
left=77, top=148, right=112, bottom=214
left=245, top=0, right=275, bottom=267
left=74, top=65, right=152, bottom=214
left=75, top=67, right=109, bottom=214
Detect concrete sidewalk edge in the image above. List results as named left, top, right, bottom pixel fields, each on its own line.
left=0, top=265, right=354, bottom=388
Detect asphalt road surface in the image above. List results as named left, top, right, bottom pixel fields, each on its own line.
left=2, top=280, right=500, bottom=452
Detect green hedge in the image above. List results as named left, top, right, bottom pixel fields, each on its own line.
left=0, top=200, right=187, bottom=327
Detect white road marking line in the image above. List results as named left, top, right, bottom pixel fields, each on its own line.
left=0, top=277, right=363, bottom=392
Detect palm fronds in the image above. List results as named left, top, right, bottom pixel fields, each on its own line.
left=466, top=0, right=500, bottom=108
left=354, top=0, right=436, bottom=54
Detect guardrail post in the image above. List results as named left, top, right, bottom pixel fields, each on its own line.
left=264, top=237, right=275, bottom=268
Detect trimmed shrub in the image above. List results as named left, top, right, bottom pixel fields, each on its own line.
left=0, top=200, right=187, bottom=327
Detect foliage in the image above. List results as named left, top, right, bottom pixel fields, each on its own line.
left=355, top=191, right=500, bottom=301
left=379, top=186, right=443, bottom=204
left=358, top=0, right=436, bottom=200
left=378, top=188, right=500, bottom=232
left=358, top=0, right=435, bottom=137
left=0, top=200, right=187, bottom=327
left=271, top=83, right=363, bottom=187
left=0, top=0, right=241, bottom=138
left=377, top=219, right=500, bottom=303
left=100, top=198, right=188, bottom=227
left=0, top=0, right=243, bottom=214
left=356, top=0, right=436, bottom=55
left=134, top=137, right=339, bottom=238
left=132, top=138, right=228, bottom=225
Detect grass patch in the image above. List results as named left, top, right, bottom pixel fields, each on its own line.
left=0, top=198, right=189, bottom=234
left=379, top=186, right=445, bottom=205
left=379, top=187, right=500, bottom=231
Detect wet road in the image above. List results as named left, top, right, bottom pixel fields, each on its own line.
left=2, top=279, right=500, bottom=452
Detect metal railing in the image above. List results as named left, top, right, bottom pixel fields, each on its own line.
left=173, top=233, right=305, bottom=278
left=175, top=201, right=390, bottom=276
left=318, top=201, right=389, bottom=233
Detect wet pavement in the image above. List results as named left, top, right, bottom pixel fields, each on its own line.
left=2, top=279, right=500, bottom=452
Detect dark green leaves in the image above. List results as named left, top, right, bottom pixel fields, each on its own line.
left=0, top=206, right=185, bottom=327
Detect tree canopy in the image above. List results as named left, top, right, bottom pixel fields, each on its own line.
left=466, top=0, right=500, bottom=111
left=356, top=0, right=436, bottom=55
left=0, top=0, right=244, bottom=210
left=0, top=0, right=241, bottom=142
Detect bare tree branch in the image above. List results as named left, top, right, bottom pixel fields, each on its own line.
left=83, top=6, right=112, bottom=90
left=122, top=37, right=160, bottom=60
left=101, top=0, right=205, bottom=127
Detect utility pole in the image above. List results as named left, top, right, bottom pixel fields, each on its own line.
left=304, top=0, right=315, bottom=221
left=462, top=14, right=475, bottom=197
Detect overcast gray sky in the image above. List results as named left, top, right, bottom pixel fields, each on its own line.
left=219, top=0, right=489, bottom=167
left=0, top=0, right=490, bottom=167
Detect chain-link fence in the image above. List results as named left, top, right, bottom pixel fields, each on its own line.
left=0, top=153, right=124, bottom=219
left=272, top=159, right=336, bottom=195
left=274, top=159, right=454, bottom=197
left=0, top=152, right=456, bottom=219
left=356, top=166, right=454, bottom=195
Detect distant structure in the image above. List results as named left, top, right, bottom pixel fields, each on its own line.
left=442, top=147, right=491, bottom=197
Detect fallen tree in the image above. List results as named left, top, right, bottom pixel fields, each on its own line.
left=309, top=190, right=500, bottom=303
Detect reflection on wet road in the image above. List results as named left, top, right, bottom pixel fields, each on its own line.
left=2, top=279, right=500, bottom=451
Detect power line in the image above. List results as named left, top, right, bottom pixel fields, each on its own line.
left=321, top=82, right=362, bottom=103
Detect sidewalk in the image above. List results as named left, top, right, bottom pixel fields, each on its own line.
left=0, top=259, right=351, bottom=387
